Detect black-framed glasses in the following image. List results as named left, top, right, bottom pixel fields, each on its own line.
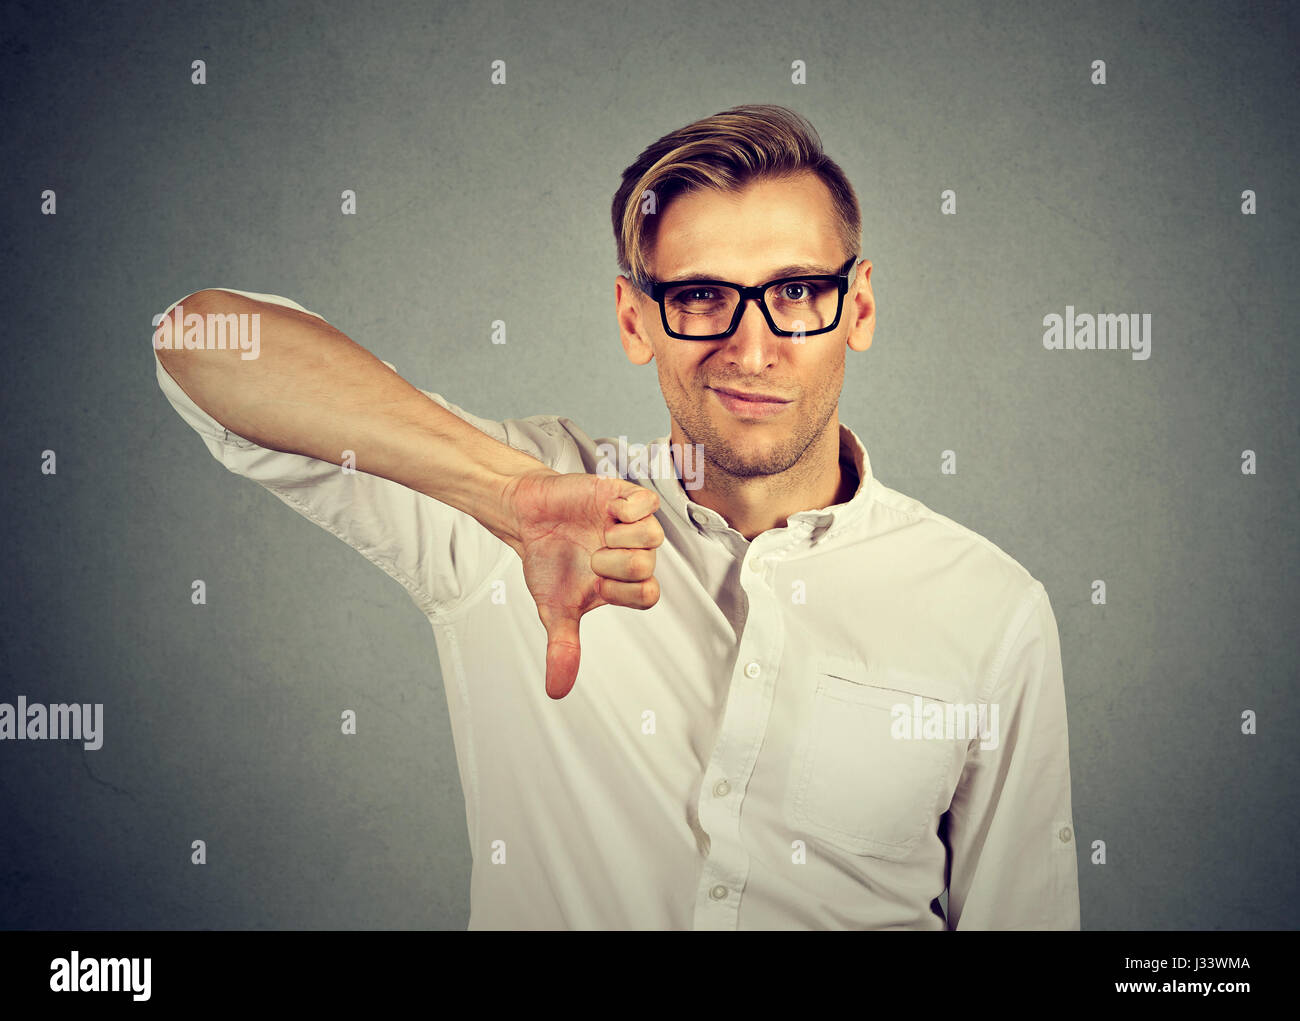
left=635, top=254, right=858, bottom=340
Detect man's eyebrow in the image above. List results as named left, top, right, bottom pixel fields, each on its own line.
left=663, top=262, right=840, bottom=283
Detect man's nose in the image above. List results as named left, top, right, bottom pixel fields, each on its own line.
left=721, top=296, right=782, bottom=368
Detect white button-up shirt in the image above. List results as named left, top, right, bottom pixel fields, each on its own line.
left=154, top=288, right=1081, bottom=930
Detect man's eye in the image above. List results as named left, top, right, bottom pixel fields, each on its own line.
left=671, top=288, right=718, bottom=305
left=780, top=282, right=818, bottom=301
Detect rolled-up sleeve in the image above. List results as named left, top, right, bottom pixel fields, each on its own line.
left=944, top=583, right=1081, bottom=930
left=152, top=287, right=572, bottom=616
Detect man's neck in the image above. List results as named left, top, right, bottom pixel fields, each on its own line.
left=676, top=421, right=853, bottom=541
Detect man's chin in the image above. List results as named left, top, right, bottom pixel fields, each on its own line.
left=700, top=425, right=795, bottom=477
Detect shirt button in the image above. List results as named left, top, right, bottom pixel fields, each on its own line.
left=744, top=661, right=761, bottom=679
left=1058, top=826, right=1073, bottom=843
left=713, top=779, right=730, bottom=797
left=709, top=885, right=728, bottom=900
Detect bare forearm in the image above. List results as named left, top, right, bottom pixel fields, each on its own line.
left=156, top=289, right=551, bottom=543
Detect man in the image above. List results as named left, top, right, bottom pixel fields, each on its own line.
left=153, top=104, right=1081, bottom=929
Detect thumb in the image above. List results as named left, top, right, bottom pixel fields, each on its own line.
left=539, top=603, right=583, bottom=700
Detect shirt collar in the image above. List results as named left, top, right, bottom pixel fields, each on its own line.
left=646, top=423, right=874, bottom=543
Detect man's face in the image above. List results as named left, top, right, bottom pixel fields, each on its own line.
left=616, top=170, right=874, bottom=481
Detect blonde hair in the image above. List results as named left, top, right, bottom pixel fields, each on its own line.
left=611, top=104, right=861, bottom=290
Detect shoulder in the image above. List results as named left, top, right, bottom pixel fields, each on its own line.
left=862, top=477, right=1046, bottom=617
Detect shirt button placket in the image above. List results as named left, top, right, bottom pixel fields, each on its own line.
left=694, top=548, right=779, bottom=929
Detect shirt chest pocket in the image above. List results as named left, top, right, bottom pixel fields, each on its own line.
left=786, top=659, right=964, bottom=862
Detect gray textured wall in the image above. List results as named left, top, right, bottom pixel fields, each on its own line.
left=0, top=0, right=1296, bottom=929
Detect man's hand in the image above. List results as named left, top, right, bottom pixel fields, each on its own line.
left=499, top=470, right=664, bottom=699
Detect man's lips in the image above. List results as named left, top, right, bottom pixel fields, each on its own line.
left=707, top=385, right=794, bottom=419
left=707, top=385, right=792, bottom=404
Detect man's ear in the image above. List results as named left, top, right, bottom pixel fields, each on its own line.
left=616, top=275, right=655, bottom=365
left=845, top=260, right=875, bottom=353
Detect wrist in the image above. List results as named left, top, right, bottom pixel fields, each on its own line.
left=490, top=464, right=557, bottom=549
